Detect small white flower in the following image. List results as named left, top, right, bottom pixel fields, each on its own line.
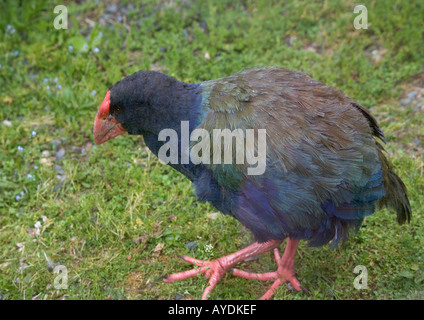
left=16, top=242, right=25, bottom=252
left=34, top=165, right=38, bottom=170
left=68, top=45, right=74, bottom=51
left=54, top=77, right=58, bottom=83
left=57, top=84, right=62, bottom=89
left=90, top=90, right=97, bottom=96
left=13, top=50, right=19, bottom=56
left=27, top=174, right=33, bottom=179
left=31, top=130, right=37, bottom=137
left=93, top=47, right=99, bottom=53
left=6, top=24, right=16, bottom=34
left=46, top=85, right=50, bottom=90
left=43, top=77, right=49, bottom=83
left=34, top=221, right=42, bottom=236
left=17, top=146, right=24, bottom=152
left=16, top=191, right=24, bottom=201
left=204, top=243, right=214, bottom=254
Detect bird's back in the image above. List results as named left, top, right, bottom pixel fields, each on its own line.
left=194, top=67, right=410, bottom=245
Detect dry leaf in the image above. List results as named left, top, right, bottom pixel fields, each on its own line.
left=2, top=97, right=13, bottom=104
left=168, top=214, right=177, bottom=222
left=40, top=157, right=53, bottom=167
left=207, top=212, right=220, bottom=220
left=152, top=243, right=164, bottom=257
left=132, top=235, right=148, bottom=245
left=135, top=218, right=144, bottom=226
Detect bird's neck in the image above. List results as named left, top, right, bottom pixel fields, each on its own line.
left=140, top=80, right=203, bottom=135
left=139, top=81, right=204, bottom=179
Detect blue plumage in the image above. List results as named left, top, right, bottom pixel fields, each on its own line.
left=102, top=67, right=411, bottom=248
left=94, top=67, right=412, bottom=299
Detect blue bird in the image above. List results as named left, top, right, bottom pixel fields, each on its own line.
left=93, top=67, right=411, bottom=299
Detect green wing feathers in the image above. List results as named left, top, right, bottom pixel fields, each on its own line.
left=378, top=147, right=412, bottom=224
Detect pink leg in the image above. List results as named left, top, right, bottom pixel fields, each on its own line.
left=163, top=240, right=282, bottom=300
left=232, top=238, right=308, bottom=299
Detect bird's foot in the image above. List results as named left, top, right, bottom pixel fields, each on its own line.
left=232, top=239, right=308, bottom=299
left=162, top=240, right=282, bottom=300
left=163, top=256, right=229, bottom=300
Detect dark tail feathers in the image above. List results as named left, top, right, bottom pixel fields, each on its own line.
left=378, top=148, right=412, bottom=224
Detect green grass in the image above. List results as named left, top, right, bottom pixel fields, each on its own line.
left=1, top=0, right=423, bottom=300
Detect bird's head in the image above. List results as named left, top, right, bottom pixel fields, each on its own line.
left=93, top=70, right=174, bottom=145
left=93, top=89, right=127, bottom=145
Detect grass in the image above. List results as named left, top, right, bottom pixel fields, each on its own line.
left=0, top=0, right=423, bottom=300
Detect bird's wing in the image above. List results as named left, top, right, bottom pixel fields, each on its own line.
left=194, top=67, right=385, bottom=245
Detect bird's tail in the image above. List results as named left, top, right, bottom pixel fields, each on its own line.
left=377, top=147, right=411, bottom=224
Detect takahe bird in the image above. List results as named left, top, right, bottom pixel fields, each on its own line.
left=93, top=67, right=411, bottom=299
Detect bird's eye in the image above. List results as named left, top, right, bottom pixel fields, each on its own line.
left=108, top=114, right=112, bottom=120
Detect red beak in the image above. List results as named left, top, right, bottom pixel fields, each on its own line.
left=93, top=90, right=126, bottom=145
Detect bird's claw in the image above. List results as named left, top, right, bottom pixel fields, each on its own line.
left=162, top=255, right=227, bottom=300
left=162, top=240, right=283, bottom=299
left=231, top=246, right=308, bottom=299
